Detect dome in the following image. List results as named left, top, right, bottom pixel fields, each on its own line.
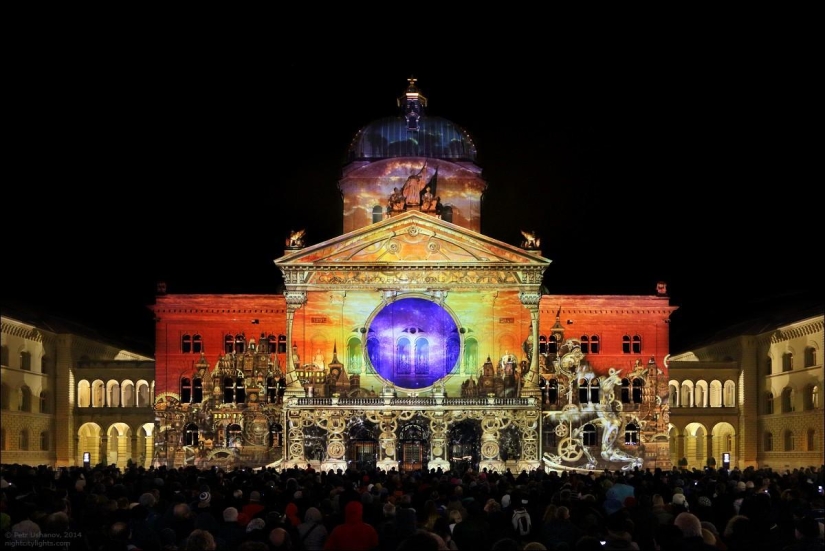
left=346, top=115, right=477, bottom=162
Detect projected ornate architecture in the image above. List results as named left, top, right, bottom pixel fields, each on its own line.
left=150, top=78, right=677, bottom=473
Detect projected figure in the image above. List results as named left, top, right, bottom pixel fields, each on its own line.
left=500, top=350, right=517, bottom=376
left=286, top=229, right=306, bottom=248
left=520, top=230, right=540, bottom=249
left=402, top=161, right=427, bottom=205
left=312, top=349, right=325, bottom=370
left=595, top=367, right=642, bottom=468
left=420, top=185, right=435, bottom=211
left=388, top=187, right=405, bottom=212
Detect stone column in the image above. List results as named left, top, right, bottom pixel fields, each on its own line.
left=284, top=291, right=307, bottom=397
left=519, top=291, right=542, bottom=398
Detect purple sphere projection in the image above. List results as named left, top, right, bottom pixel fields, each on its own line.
left=366, top=297, right=461, bottom=389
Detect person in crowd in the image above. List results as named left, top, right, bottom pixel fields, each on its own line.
left=323, top=499, right=379, bottom=551
left=674, top=511, right=718, bottom=550
left=297, top=506, right=328, bottom=551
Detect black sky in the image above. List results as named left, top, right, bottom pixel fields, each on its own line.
left=5, top=42, right=820, bottom=354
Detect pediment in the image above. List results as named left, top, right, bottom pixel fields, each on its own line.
left=275, top=211, right=549, bottom=267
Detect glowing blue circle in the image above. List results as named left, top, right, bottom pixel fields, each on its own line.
left=366, top=297, right=460, bottom=389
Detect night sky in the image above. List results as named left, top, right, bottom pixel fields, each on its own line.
left=5, top=50, right=820, bottom=354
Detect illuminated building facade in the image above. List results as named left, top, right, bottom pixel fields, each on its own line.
left=1, top=308, right=154, bottom=467
left=150, top=79, right=676, bottom=473
left=668, top=311, right=824, bottom=471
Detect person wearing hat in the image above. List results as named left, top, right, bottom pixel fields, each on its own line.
left=671, top=492, right=690, bottom=515
left=193, top=491, right=220, bottom=534
left=511, top=496, right=533, bottom=541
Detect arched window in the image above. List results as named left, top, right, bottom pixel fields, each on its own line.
left=622, top=335, right=642, bottom=354
left=812, top=386, right=820, bottom=409
left=39, top=390, right=48, bottom=414
left=804, top=346, right=817, bottom=368
left=223, top=377, right=235, bottom=404
left=184, top=423, right=199, bottom=446
left=414, top=339, right=429, bottom=374
left=224, top=335, right=234, bottom=354
left=669, top=383, right=679, bottom=407
left=806, top=428, right=816, bottom=451
left=372, top=205, right=384, bottom=223
left=235, top=377, right=245, bottom=403
left=0, top=383, right=10, bottom=410
left=463, top=338, right=478, bottom=375
left=695, top=384, right=706, bottom=408
left=397, top=338, right=412, bottom=374
left=234, top=334, right=246, bottom=354
left=581, top=335, right=591, bottom=354
left=108, top=381, right=121, bottom=407
left=40, top=431, right=49, bottom=451
left=766, top=356, right=773, bottom=376
left=589, top=335, right=600, bottom=354
left=781, top=388, right=794, bottom=413
left=681, top=382, right=693, bottom=408
left=764, top=432, right=773, bottom=451
left=632, top=378, right=644, bottom=404
left=19, top=387, right=32, bottom=412
left=784, top=430, right=795, bottom=451
left=20, top=351, right=32, bottom=371
left=91, top=381, right=105, bottom=407
left=579, top=379, right=600, bottom=404
left=278, top=334, right=287, bottom=354
left=620, top=379, right=631, bottom=403
left=539, top=335, right=547, bottom=356
left=765, top=392, right=774, bottom=414
left=0, top=345, right=8, bottom=366
left=782, top=353, right=793, bottom=372
left=180, top=378, right=192, bottom=404
left=77, top=381, right=91, bottom=408
left=19, top=429, right=29, bottom=450
left=192, top=378, right=203, bottom=403
left=181, top=334, right=192, bottom=354
left=344, top=336, right=360, bottom=375
left=192, top=334, right=203, bottom=354
left=589, top=379, right=600, bottom=404
left=548, top=335, right=559, bottom=355
left=625, top=423, right=639, bottom=445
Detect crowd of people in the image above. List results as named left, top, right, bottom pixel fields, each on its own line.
left=1, top=460, right=823, bottom=550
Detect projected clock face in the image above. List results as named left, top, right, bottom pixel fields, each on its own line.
left=365, top=297, right=461, bottom=389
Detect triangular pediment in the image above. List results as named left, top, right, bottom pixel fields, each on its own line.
left=275, top=211, right=550, bottom=267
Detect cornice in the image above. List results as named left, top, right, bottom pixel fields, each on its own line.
left=1, top=320, right=45, bottom=342
left=769, top=318, right=824, bottom=344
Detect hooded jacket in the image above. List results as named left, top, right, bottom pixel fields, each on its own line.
left=324, top=500, right=380, bottom=551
